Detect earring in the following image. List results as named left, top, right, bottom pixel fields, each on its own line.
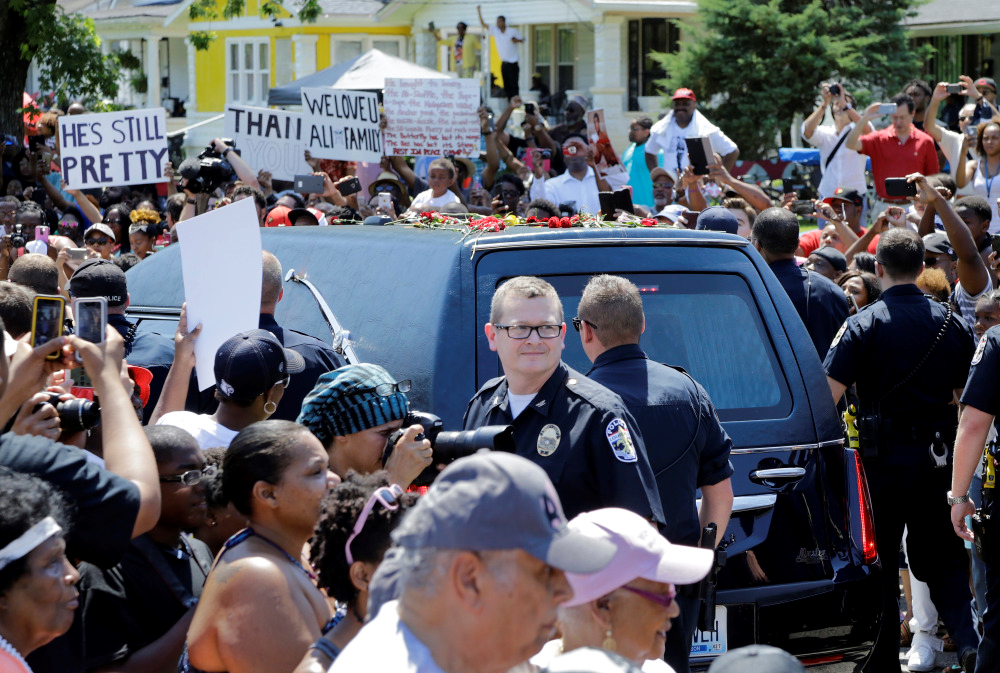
left=264, top=400, right=277, bottom=415
left=601, top=628, right=617, bottom=652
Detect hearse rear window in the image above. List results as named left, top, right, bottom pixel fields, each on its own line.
left=544, top=273, right=791, bottom=421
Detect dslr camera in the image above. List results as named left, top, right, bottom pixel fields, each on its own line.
left=10, top=224, right=26, bottom=249
left=33, top=391, right=101, bottom=433
left=382, top=411, right=515, bottom=486
left=178, top=139, right=240, bottom=194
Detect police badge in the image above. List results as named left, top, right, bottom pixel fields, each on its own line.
left=537, top=424, right=561, bottom=457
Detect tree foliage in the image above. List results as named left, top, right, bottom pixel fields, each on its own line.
left=189, top=0, right=321, bottom=50
left=653, top=0, right=929, bottom=159
left=0, top=0, right=122, bottom=135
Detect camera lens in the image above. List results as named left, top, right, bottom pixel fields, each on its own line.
left=57, top=398, right=101, bottom=433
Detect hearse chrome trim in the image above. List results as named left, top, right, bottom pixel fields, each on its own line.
left=731, top=438, right=845, bottom=455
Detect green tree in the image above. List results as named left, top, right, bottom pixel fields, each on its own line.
left=188, top=0, right=322, bottom=50
left=654, top=0, right=928, bottom=159
left=0, top=0, right=123, bottom=137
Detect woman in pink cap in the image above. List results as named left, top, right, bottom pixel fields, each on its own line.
left=530, top=508, right=713, bottom=673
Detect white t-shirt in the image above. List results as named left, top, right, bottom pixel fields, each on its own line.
left=156, top=412, right=240, bottom=450
left=489, top=25, right=523, bottom=63
left=531, top=640, right=676, bottom=673
left=408, top=189, right=460, bottom=213
left=801, top=121, right=870, bottom=199
left=507, top=391, right=536, bottom=418
left=545, top=167, right=601, bottom=216
left=645, top=111, right=738, bottom=177
left=329, top=601, right=446, bottom=673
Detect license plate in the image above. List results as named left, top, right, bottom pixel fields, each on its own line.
left=690, top=605, right=727, bottom=658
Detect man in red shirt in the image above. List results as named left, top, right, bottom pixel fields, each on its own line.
left=846, top=93, right=939, bottom=216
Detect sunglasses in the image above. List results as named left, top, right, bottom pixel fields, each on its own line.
left=621, top=585, right=676, bottom=609
left=345, top=484, right=404, bottom=565
left=86, top=238, right=110, bottom=246
left=571, top=317, right=597, bottom=332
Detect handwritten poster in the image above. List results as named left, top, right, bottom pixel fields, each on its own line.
left=382, top=78, right=479, bottom=157
left=175, top=198, right=262, bottom=391
left=301, top=88, right=382, bottom=163
left=59, top=109, right=168, bottom=189
left=223, top=105, right=312, bottom=181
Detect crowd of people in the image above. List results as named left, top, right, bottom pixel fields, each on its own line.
left=4, top=44, right=1000, bottom=673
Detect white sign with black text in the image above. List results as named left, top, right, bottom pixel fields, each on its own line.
left=301, top=88, right=383, bottom=163
left=58, top=109, right=168, bottom=189
left=223, top=105, right=312, bottom=181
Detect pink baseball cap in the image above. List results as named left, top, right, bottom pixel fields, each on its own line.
left=562, top=508, right=714, bottom=607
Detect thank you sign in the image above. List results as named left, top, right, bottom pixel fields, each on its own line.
left=223, top=105, right=312, bottom=181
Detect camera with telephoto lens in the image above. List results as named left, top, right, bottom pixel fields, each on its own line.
left=10, top=224, right=26, bottom=249
left=382, top=411, right=515, bottom=486
left=33, top=391, right=100, bottom=433
left=177, top=139, right=240, bottom=194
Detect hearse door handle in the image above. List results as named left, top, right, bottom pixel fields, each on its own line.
left=749, top=467, right=806, bottom=485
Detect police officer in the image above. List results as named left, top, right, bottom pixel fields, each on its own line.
left=752, top=207, right=848, bottom=356
left=952, top=325, right=1000, bottom=673
left=825, top=205, right=979, bottom=672
left=576, top=274, right=734, bottom=673
left=463, top=275, right=664, bottom=523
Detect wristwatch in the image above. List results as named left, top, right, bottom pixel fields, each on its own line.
left=947, top=490, right=970, bottom=506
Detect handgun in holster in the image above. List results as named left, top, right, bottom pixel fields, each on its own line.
left=697, top=523, right=727, bottom=632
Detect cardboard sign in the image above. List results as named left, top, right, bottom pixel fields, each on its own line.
left=223, top=105, right=312, bottom=181
left=382, top=78, right=479, bottom=157
left=174, top=197, right=262, bottom=391
left=58, top=109, right=168, bottom=189
left=301, top=88, right=383, bottom=163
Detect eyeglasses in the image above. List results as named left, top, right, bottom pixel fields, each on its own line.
left=571, top=317, right=597, bottom=332
left=959, top=116, right=974, bottom=121
left=159, top=465, right=217, bottom=486
left=85, top=238, right=110, bottom=246
left=492, top=324, right=562, bottom=339
left=58, top=220, right=78, bottom=228
left=360, top=379, right=412, bottom=397
left=345, top=484, right=404, bottom=565
left=621, top=585, right=676, bottom=609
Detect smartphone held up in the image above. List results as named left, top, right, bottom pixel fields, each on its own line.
left=31, top=295, right=65, bottom=360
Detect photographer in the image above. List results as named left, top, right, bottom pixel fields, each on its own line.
left=296, top=364, right=433, bottom=489
left=801, top=83, right=870, bottom=203
left=178, top=138, right=258, bottom=222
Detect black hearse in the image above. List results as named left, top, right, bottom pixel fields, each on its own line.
left=127, top=225, right=881, bottom=670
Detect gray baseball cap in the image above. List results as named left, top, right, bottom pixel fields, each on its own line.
left=391, top=452, right=616, bottom=574
left=707, top=645, right=805, bottom=673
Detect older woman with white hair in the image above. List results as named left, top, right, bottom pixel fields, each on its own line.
left=531, top=508, right=713, bottom=673
left=0, top=469, right=79, bottom=673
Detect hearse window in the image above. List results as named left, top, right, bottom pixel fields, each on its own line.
left=540, top=273, right=791, bottom=421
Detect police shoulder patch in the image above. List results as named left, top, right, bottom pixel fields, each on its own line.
left=830, top=321, right=848, bottom=350
left=972, top=333, right=989, bottom=366
left=606, top=418, right=637, bottom=463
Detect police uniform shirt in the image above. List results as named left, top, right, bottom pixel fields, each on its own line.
left=587, top=344, right=735, bottom=546
left=463, top=361, right=665, bottom=522
left=770, top=259, right=849, bottom=356
left=259, top=313, right=347, bottom=421
left=824, top=284, right=975, bottom=460
left=961, top=326, right=1000, bottom=415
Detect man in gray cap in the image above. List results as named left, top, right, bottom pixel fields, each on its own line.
left=329, top=451, right=616, bottom=673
